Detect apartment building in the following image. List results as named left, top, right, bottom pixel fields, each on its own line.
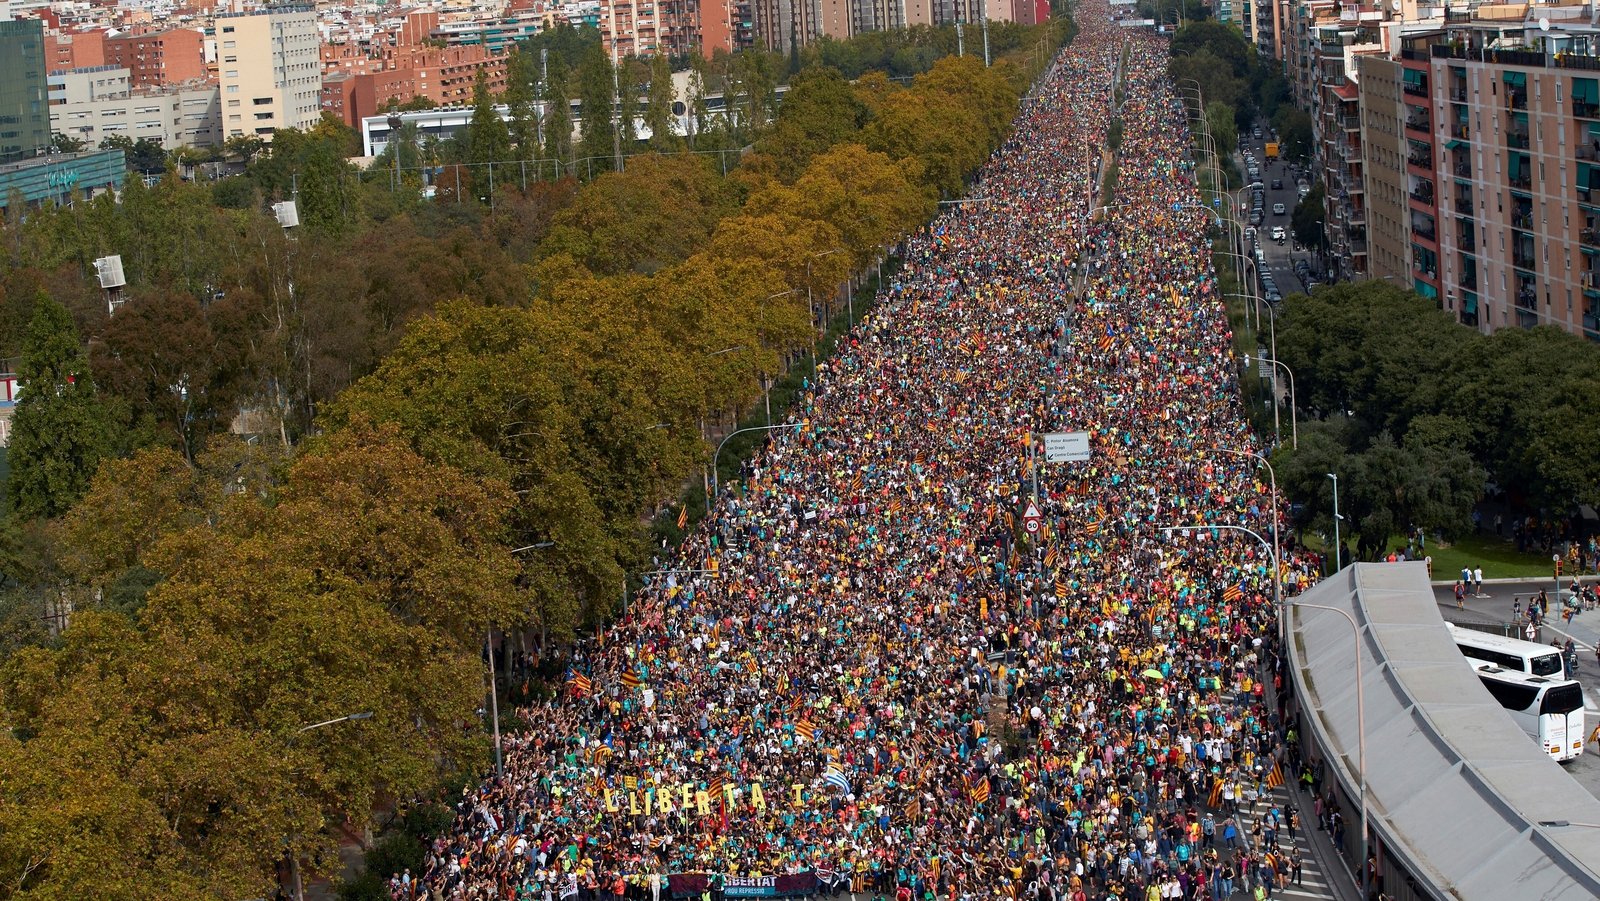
left=104, top=27, right=206, bottom=88
left=1426, top=41, right=1600, bottom=335
left=216, top=5, right=320, bottom=141
left=1267, top=0, right=1600, bottom=339
left=319, top=44, right=507, bottom=126
left=48, top=65, right=222, bottom=149
left=44, top=30, right=105, bottom=70
left=1357, top=52, right=1410, bottom=284
left=750, top=0, right=816, bottom=53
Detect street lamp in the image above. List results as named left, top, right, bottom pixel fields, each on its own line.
left=1158, top=523, right=1281, bottom=610
left=297, top=710, right=374, bottom=733
left=1242, top=353, right=1297, bottom=447
left=510, top=541, right=555, bottom=553
left=288, top=711, right=373, bottom=901
left=1328, top=472, right=1343, bottom=571
left=710, top=423, right=815, bottom=499
left=622, top=566, right=720, bottom=615
left=1215, top=447, right=1280, bottom=574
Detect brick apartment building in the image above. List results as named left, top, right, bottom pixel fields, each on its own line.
left=104, top=27, right=206, bottom=88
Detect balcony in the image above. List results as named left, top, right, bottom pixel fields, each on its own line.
left=1450, top=88, right=1469, bottom=103
left=1409, top=188, right=1435, bottom=205
left=1508, top=90, right=1528, bottom=110
left=1510, top=174, right=1533, bottom=191
left=1409, top=152, right=1434, bottom=168
left=1405, top=115, right=1431, bottom=132
left=1454, top=197, right=1474, bottom=214
left=1507, top=130, right=1530, bottom=149
left=1450, top=122, right=1470, bottom=139
left=1415, top=227, right=1438, bottom=243
left=1462, top=273, right=1478, bottom=290
left=1457, top=235, right=1477, bottom=252
left=1512, top=211, right=1533, bottom=229
left=1583, top=228, right=1600, bottom=247
left=1454, top=160, right=1472, bottom=177
left=1514, top=252, right=1538, bottom=271
left=1404, top=81, right=1429, bottom=97
left=1577, top=100, right=1600, bottom=119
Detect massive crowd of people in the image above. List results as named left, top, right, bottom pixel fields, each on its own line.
left=418, top=5, right=1323, bottom=900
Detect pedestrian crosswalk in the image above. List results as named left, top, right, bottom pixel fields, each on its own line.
left=1234, top=783, right=1341, bottom=901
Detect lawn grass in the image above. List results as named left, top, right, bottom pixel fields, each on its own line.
left=1392, top=532, right=1560, bottom=581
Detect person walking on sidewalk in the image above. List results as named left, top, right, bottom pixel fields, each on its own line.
left=1473, top=566, right=1485, bottom=596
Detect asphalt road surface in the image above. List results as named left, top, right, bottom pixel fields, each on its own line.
left=1232, top=130, right=1318, bottom=297
left=1430, top=578, right=1600, bottom=799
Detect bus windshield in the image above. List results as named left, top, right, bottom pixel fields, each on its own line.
left=1541, top=683, right=1584, bottom=716
left=1531, top=653, right=1564, bottom=677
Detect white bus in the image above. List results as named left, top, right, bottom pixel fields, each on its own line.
left=1446, top=623, right=1566, bottom=677
left=1470, top=663, right=1586, bottom=762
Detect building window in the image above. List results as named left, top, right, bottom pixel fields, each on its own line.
left=228, top=85, right=239, bottom=93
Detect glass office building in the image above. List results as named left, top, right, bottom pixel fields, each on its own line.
left=0, top=18, right=49, bottom=163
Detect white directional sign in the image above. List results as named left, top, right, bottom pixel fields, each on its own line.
left=1042, top=431, right=1092, bottom=463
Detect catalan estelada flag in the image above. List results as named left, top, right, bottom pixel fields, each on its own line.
left=1099, top=332, right=1114, bottom=352
left=1044, top=546, right=1058, bottom=569
left=621, top=671, right=644, bottom=690
left=1223, top=584, right=1244, bottom=603
left=794, top=721, right=817, bottom=742
left=677, top=505, right=689, bottom=529
left=1266, top=762, right=1285, bottom=789
left=967, top=775, right=990, bottom=804
left=567, top=671, right=592, bottom=697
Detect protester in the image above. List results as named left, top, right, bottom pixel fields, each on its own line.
left=420, top=7, right=1314, bottom=901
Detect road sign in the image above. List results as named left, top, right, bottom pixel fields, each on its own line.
left=1042, top=431, right=1091, bottom=463
left=1022, top=500, right=1042, bottom=534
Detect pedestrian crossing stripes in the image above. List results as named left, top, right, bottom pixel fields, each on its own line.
left=1235, top=781, right=1341, bottom=900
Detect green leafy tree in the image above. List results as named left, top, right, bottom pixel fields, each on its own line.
left=756, top=66, right=868, bottom=182
left=544, top=61, right=574, bottom=170
left=538, top=154, right=741, bottom=275
left=6, top=295, right=121, bottom=520
left=1272, top=106, right=1313, bottom=162
left=466, top=70, right=512, bottom=199
left=617, top=57, right=640, bottom=150
left=1291, top=183, right=1324, bottom=249
left=1203, top=101, right=1238, bottom=163
left=506, top=48, right=541, bottom=161
left=576, top=44, right=617, bottom=173
left=644, top=53, right=679, bottom=153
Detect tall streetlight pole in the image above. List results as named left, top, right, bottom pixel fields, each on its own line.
left=710, top=423, right=817, bottom=500
left=1328, top=472, right=1342, bottom=572
left=1159, top=523, right=1280, bottom=610
left=1242, top=353, right=1297, bottom=448
left=622, top=567, right=720, bottom=616
left=288, top=711, right=374, bottom=901
left=1159, top=522, right=1366, bottom=896
left=1215, top=447, right=1280, bottom=571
